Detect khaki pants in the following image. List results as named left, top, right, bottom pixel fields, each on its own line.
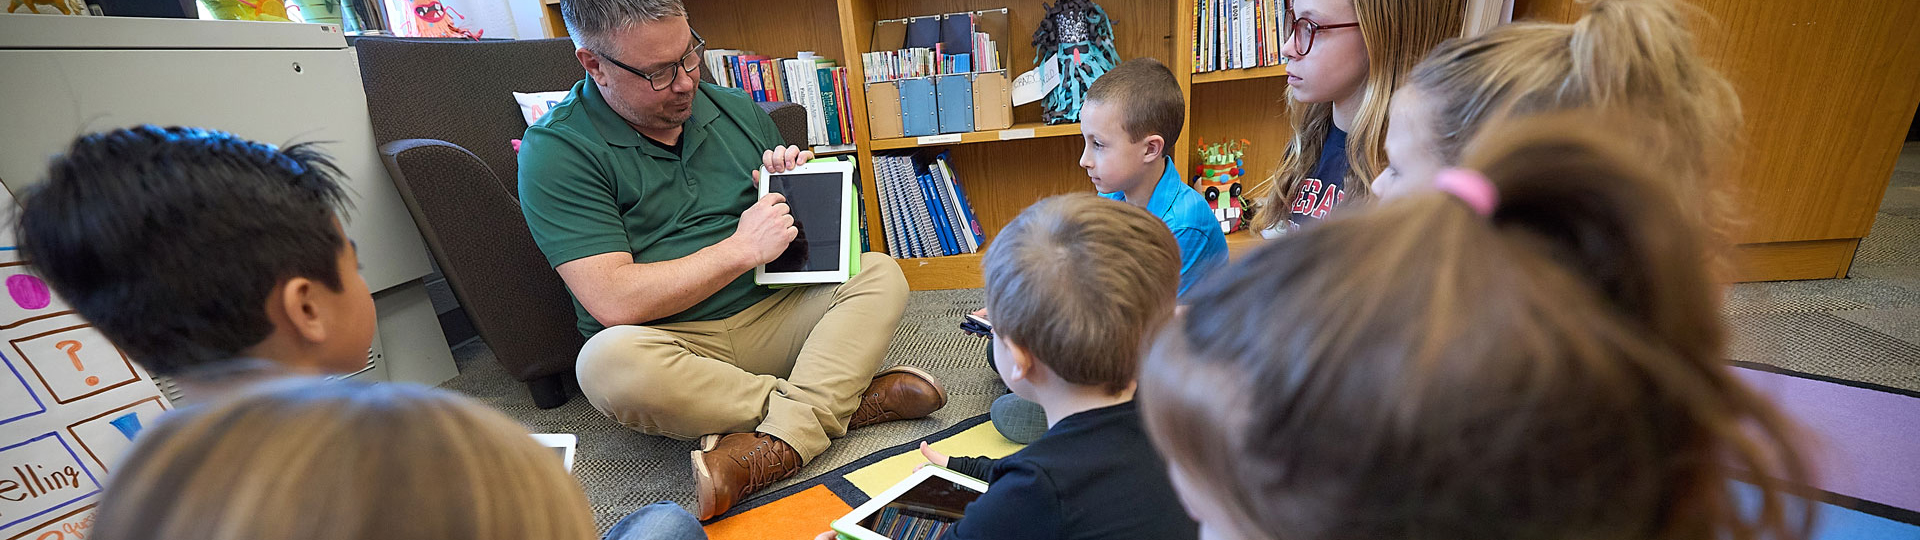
left=575, top=253, right=908, bottom=461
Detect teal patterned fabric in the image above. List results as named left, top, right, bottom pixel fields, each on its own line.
left=1031, top=0, right=1120, bottom=125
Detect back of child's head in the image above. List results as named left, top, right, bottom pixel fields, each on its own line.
left=91, top=379, right=598, bottom=540
left=1086, top=57, right=1186, bottom=151
left=16, top=125, right=352, bottom=377
left=983, top=193, right=1181, bottom=394
left=1407, top=0, right=1739, bottom=233
left=1141, top=116, right=1809, bottom=540
left=1255, top=0, right=1469, bottom=230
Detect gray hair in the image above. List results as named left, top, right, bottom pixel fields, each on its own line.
left=559, top=0, right=687, bottom=51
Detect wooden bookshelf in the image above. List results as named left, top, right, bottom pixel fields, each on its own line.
left=867, top=122, right=1082, bottom=151
left=1192, top=64, right=1287, bottom=85
left=1224, top=228, right=1264, bottom=258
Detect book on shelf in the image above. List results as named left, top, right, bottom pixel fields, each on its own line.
left=702, top=49, right=859, bottom=149
left=1194, top=0, right=1286, bottom=73
left=873, top=151, right=984, bottom=258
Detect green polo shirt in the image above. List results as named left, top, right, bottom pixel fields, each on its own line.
left=518, top=77, right=780, bottom=337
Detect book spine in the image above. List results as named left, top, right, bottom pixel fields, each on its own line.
left=918, top=168, right=955, bottom=256
left=748, top=61, right=766, bottom=101
left=818, top=68, right=842, bottom=146
left=835, top=68, right=854, bottom=144
left=940, top=157, right=986, bottom=248
left=930, top=153, right=971, bottom=252
left=1254, top=0, right=1264, bottom=66
left=877, top=156, right=911, bottom=258
left=1243, top=0, right=1256, bottom=68
left=891, top=156, right=924, bottom=259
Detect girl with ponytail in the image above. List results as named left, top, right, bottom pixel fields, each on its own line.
left=1374, top=0, right=1741, bottom=240
left=1141, top=116, right=1811, bottom=540
left=1250, top=0, right=1469, bottom=235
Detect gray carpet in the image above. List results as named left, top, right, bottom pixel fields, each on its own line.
left=1721, top=142, right=1920, bottom=391
left=438, top=288, right=999, bottom=531
left=439, top=143, right=1920, bottom=529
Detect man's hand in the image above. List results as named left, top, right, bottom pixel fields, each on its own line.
left=764, top=145, right=815, bottom=173
left=723, top=193, right=797, bottom=267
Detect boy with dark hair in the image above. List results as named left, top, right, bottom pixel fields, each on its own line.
left=916, top=194, right=1198, bottom=540
left=15, top=125, right=377, bottom=400
left=1080, top=57, right=1227, bottom=297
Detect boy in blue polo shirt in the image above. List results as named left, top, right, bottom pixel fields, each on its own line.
left=979, top=58, right=1230, bottom=445
left=1079, top=58, right=1228, bottom=296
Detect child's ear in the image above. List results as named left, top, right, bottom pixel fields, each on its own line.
left=1142, top=134, right=1166, bottom=163
left=275, top=277, right=329, bottom=345
left=1003, top=340, right=1039, bottom=384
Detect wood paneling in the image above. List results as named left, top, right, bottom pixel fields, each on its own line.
left=1687, top=0, right=1920, bottom=244
left=685, top=0, right=844, bottom=59
left=1511, top=0, right=1920, bottom=280
left=1729, top=239, right=1859, bottom=282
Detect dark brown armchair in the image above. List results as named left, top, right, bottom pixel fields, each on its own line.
left=354, top=37, right=808, bottom=408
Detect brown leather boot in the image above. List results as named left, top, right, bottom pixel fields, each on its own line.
left=848, top=365, right=948, bottom=430
left=691, top=432, right=802, bottom=520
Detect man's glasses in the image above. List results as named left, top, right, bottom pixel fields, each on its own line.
left=1284, top=11, right=1358, bottom=57
left=595, top=30, right=705, bottom=91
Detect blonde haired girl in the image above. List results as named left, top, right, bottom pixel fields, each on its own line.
left=91, top=380, right=704, bottom=540
left=1373, top=0, right=1741, bottom=237
left=1253, top=0, right=1469, bottom=234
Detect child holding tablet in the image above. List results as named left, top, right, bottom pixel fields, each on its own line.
left=825, top=194, right=1197, bottom=540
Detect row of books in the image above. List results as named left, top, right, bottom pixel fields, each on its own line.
left=1194, top=0, right=1287, bottom=73
left=868, top=10, right=1009, bottom=83
left=862, top=45, right=998, bottom=83
left=701, top=50, right=857, bottom=147
left=873, top=151, right=984, bottom=259
left=867, top=507, right=959, bottom=540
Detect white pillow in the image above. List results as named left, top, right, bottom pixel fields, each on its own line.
left=513, top=91, right=572, bottom=126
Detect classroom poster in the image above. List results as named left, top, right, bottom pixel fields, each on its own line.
left=0, top=189, right=169, bottom=540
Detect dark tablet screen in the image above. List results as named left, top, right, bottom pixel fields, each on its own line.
left=766, top=172, right=844, bottom=273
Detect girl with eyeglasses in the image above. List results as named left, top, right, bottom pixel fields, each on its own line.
left=1252, top=0, right=1470, bottom=236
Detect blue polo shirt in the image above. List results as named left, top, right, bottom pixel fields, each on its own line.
left=1101, top=157, right=1230, bottom=297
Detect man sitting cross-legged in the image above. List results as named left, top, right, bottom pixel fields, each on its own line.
left=519, top=0, right=945, bottom=519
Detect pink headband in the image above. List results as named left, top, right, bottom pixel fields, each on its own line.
left=1433, top=168, right=1498, bottom=216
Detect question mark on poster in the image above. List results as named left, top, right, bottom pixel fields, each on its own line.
left=57, top=339, right=98, bottom=386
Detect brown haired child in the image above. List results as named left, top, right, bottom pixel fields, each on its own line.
left=832, top=194, right=1198, bottom=540
left=1142, top=117, right=1812, bottom=540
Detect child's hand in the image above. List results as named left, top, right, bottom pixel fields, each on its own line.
left=972, top=308, right=988, bottom=319
left=918, top=441, right=950, bottom=468
left=814, top=532, right=838, bottom=540
left=763, top=145, right=815, bottom=174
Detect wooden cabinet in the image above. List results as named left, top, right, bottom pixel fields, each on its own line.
left=1516, top=0, right=1920, bottom=281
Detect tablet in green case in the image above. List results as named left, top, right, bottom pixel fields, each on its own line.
left=831, top=465, right=987, bottom=540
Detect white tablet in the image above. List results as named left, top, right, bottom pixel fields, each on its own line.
left=831, top=466, right=988, bottom=540
left=756, top=160, right=857, bottom=285
left=530, top=433, right=577, bottom=472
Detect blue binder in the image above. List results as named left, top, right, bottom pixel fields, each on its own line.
left=899, top=77, right=939, bottom=137
left=935, top=74, right=974, bottom=134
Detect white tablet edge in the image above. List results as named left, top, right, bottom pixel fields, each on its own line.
left=530, top=433, right=577, bottom=472
left=830, top=465, right=989, bottom=540
left=755, top=160, right=857, bottom=285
